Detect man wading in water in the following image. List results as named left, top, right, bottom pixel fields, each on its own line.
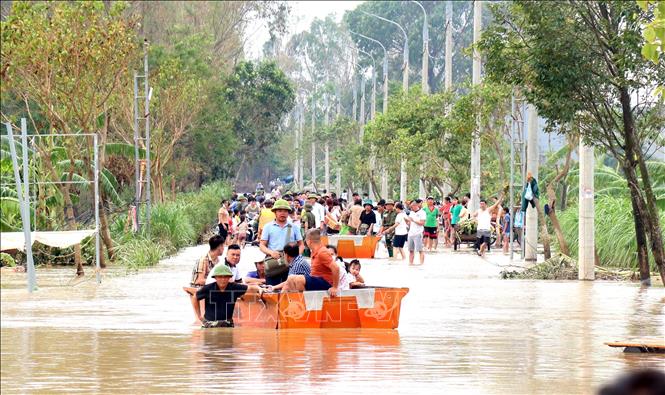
left=192, top=264, right=263, bottom=328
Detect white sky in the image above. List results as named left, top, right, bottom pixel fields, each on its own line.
left=245, top=1, right=364, bottom=59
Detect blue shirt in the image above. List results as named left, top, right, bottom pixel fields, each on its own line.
left=289, top=255, right=310, bottom=276
left=261, top=221, right=302, bottom=251
left=246, top=270, right=260, bottom=279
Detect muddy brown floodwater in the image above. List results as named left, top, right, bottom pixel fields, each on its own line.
left=1, top=245, right=664, bottom=394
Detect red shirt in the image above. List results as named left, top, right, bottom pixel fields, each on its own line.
left=310, top=244, right=334, bottom=285
left=440, top=203, right=452, bottom=220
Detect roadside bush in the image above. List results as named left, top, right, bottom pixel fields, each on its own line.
left=114, top=237, right=168, bottom=272
left=558, top=195, right=664, bottom=271
left=113, top=181, right=228, bottom=269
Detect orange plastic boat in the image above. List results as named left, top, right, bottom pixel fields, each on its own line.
left=234, top=287, right=409, bottom=329
left=320, top=235, right=380, bottom=258
left=185, top=287, right=409, bottom=329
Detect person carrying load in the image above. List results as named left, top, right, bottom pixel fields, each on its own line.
left=259, top=199, right=304, bottom=286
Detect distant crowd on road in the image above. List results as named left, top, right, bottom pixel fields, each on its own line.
left=188, top=176, right=540, bottom=327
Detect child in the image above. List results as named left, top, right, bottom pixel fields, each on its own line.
left=348, top=259, right=365, bottom=289
left=237, top=213, right=248, bottom=248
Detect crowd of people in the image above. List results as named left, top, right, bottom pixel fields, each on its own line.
left=190, top=179, right=534, bottom=328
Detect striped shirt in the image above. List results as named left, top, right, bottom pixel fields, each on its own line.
left=288, top=255, right=311, bottom=276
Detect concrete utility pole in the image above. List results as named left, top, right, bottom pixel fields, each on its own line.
left=336, top=87, right=342, bottom=195
left=411, top=2, right=429, bottom=200
left=362, top=11, right=409, bottom=202
left=298, top=102, right=304, bottom=188
left=352, top=75, right=358, bottom=121
left=324, top=94, right=330, bottom=193
left=469, top=0, right=482, bottom=212
left=412, top=1, right=429, bottom=94
left=293, top=104, right=300, bottom=190
left=359, top=74, right=366, bottom=141
left=349, top=30, right=389, bottom=199
left=311, top=95, right=316, bottom=191
left=441, top=0, right=454, bottom=197
left=525, top=103, right=539, bottom=262
left=445, top=0, right=453, bottom=90
left=578, top=141, right=595, bottom=280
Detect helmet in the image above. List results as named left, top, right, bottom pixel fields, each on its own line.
left=271, top=199, right=293, bottom=212
left=211, top=264, right=233, bottom=278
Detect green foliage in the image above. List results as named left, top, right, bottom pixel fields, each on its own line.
left=1, top=1, right=139, bottom=131
left=363, top=82, right=510, bottom=197
left=219, top=60, right=295, bottom=177
left=558, top=195, right=665, bottom=270
left=0, top=252, right=16, bottom=267
left=110, top=181, right=228, bottom=270
left=114, top=238, right=168, bottom=272
left=637, top=0, right=665, bottom=97
left=479, top=1, right=662, bottom=142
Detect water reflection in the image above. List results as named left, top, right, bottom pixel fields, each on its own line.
left=1, top=245, right=664, bottom=394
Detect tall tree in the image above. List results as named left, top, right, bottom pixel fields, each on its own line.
left=220, top=60, right=295, bottom=187
left=2, top=1, right=139, bottom=275
left=479, top=0, right=665, bottom=284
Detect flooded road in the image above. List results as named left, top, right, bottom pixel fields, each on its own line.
left=2, top=245, right=664, bottom=394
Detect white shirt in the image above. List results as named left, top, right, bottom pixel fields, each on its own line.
left=338, top=261, right=350, bottom=290
left=477, top=209, right=492, bottom=231
left=408, top=209, right=426, bottom=237
left=330, top=206, right=341, bottom=221
left=312, top=202, right=326, bottom=228
left=374, top=210, right=382, bottom=229
left=395, top=212, right=409, bottom=235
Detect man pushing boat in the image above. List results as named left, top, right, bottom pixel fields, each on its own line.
left=191, top=264, right=263, bottom=328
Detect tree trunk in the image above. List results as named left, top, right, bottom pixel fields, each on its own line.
left=234, top=152, right=246, bottom=186
left=62, top=190, right=83, bottom=276
left=98, top=189, right=114, bottom=262
left=619, top=88, right=663, bottom=284
left=545, top=138, right=573, bottom=256
left=171, top=177, right=176, bottom=201
left=536, top=204, right=551, bottom=260
left=626, top=185, right=651, bottom=285
left=490, top=132, right=508, bottom=185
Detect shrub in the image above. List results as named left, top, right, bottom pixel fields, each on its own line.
left=114, top=237, right=168, bottom=272
left=558, top=195, right=664, bottom=271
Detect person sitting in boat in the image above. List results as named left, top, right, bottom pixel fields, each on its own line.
left=268, top=242, right=311, bottom=292
left=243, top=259, right=266, bottom=285
left=192, top=264, right=263, bottom=328
left=281, top=229, right=340, bottom=296
left=206, top=244, right=243, bottom=284
left=327, top=245, right=351, bottom=291
left=347, top=260, right=365, bottom=288
left=190, top=235, right=225, bottom=287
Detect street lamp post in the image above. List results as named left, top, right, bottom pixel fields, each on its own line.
left=411, top=1, right=429, bottom=94
left=324, top=93, right=330, bottom=193
left=349, top=31, right=388, bottom=114
left=411, top=0, right=430, bottom=199
left=311, top=94, right=316, bottom=191
left=349, top=30, right=390, bottom=198
left=361, top=11, right=410, bottom=202
left=469, top=0, right=483, bottom=212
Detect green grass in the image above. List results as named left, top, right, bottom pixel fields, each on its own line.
left=109, top=181, right=228, bottom=269
left=114, top=238, right=168, bottom=272
left=558, top=195, right=664, bottom=271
